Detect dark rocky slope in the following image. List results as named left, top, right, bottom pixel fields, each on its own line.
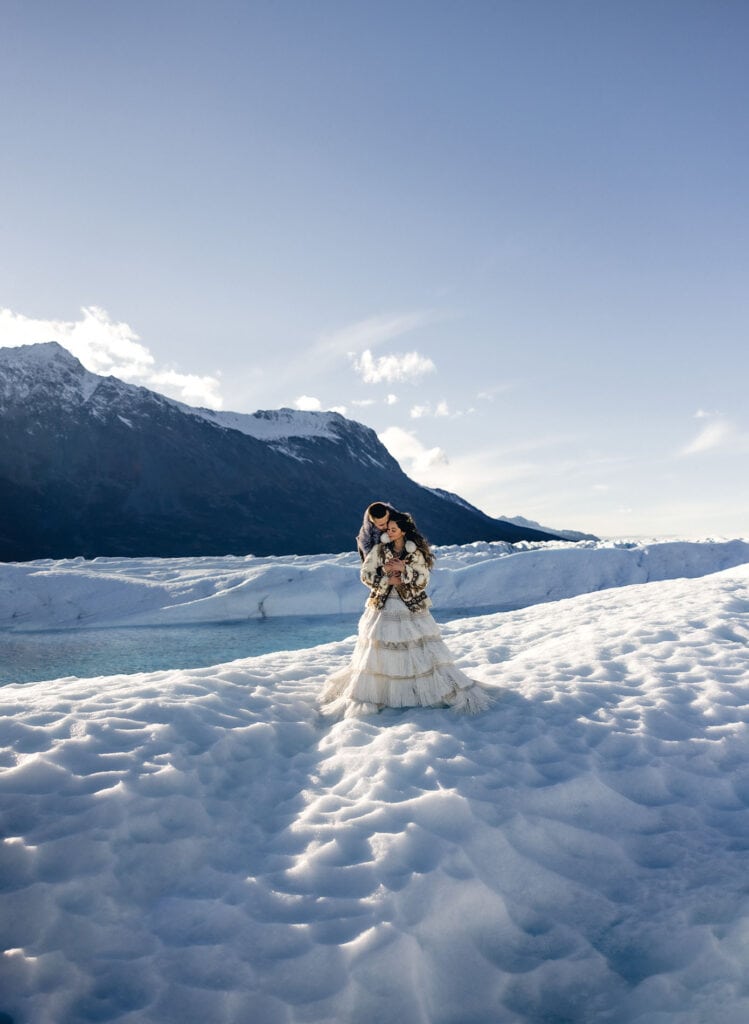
left=0, top=343, right=565, bottom=560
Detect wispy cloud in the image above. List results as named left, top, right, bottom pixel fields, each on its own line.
left=261, top=310, right=440, bottom=400
left=681, top=411, right=737, bottom=455
left=354, top=349, right=436, bottom=385
left=0, top=306, right=224, bottom=408
left=318, top=310, right=437, bottom=357
left=476, top=382, right=516, bottom=401
left=377, top=428, right=580, bottom=513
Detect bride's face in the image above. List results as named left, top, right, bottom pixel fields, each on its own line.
left=387, top=520, right=405, bottom=543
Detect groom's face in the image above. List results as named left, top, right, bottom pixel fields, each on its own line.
left=372, top=514, right=389, bottom=530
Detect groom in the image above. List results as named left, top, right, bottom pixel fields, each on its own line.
left=355, top=501, right=399, bottom=561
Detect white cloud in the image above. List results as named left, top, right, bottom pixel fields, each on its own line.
left=148, top=370, right=223, bottom=409
left=351, top=399, right=376, bottom=407
left=294, top=395, right=322, bottom=411
left=292, top=395, right=347, bottom=415
left=410, top=400, right=457, bottom=419
left=385, top=394, right=398, bottom=405
left=0, top=305, right=224, bottom=408
left=353, top=348, right=436, bottom=385
left=1, top=305, right=153, bottom=377
left=265, top=310, right=442, bottom=407
left=378, top=426, right=449, bottom=477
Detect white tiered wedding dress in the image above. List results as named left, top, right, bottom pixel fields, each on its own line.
left=320, top=541, right=492, bottom=719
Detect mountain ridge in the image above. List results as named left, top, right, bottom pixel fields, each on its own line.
left=0, top=342, right=570, bottom=560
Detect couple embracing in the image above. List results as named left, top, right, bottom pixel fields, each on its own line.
left=320, top=502, right=492, bottom=718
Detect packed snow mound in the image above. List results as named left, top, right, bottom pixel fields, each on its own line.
left=2, top=537, right=748, bottom=631
left=2, top=565, right=749, bottom=1023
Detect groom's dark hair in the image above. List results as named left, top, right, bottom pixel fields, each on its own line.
left=367, top=502, right=390, bottom=521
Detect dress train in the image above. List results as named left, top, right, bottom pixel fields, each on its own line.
left=320, top=591, right=492, bottom=718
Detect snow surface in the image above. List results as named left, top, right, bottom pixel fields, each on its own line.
left=0, top=341, right=102, bottom=407
left=184, top=407, right=390, bottom=468
left=190, top=407, right=344, bottom=442
left=2, top=538, right=748, bottom=633
left=2, top=543, right=749, bottom=1023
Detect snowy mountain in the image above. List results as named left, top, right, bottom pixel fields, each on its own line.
left=0, top=343, right=564, bottom=561
left=498, top=513, right=598, bottom=542
left=427, top=487, right=598, bottom=542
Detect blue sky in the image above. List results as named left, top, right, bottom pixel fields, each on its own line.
left=1, top=0, right=747, bottom=537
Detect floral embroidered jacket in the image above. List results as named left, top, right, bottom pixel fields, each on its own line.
left=360, top=539, right=431, bottom=613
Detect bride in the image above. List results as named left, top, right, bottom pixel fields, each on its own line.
left=320, top=510, right=492, bottom=718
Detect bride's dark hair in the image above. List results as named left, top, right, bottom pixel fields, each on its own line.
left=388, top=511, right=435, bottom=569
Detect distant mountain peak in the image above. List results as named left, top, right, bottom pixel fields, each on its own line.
left=499, top=514, right=597, bottom=543
left=0, top=344, right=367, bottom=443
left=0, top=340, right=84, bottom=371
left=0, top=341, right=102, bottom=406
left=1, top=339, right=70, bottom=359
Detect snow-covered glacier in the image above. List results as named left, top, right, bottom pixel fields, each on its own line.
left=2, top=537, right=749, bottom=631
left=2, top=538, right=749, bottom=1023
